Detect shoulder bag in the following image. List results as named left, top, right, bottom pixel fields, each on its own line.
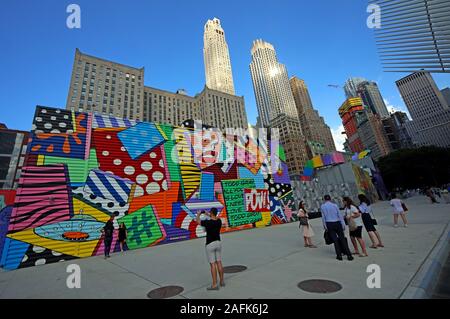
left=324, top=230, right=333, bottom=245
left=368, top=206, right=378, bottom=225
left=298, top=209, right=309, bottom=226
left=401, top=202, right=409, bottom=212
left=346, top=215, right=358, bottom=231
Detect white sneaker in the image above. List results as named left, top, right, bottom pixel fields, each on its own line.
left=404, top=224, right=408, bottom=228
left=394, top=224, right=399, bottom=228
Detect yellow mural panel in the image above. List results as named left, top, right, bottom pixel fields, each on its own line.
left=72, top=198, right=111, bottom=222
left=255, top=211, right=271, bottom=228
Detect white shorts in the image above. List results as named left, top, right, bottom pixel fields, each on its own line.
left=205, top=240, right=222, bottom=263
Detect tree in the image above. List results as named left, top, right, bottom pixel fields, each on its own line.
left=376, top=146, right=450, bottom=191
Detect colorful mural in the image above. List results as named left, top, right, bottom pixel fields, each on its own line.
left=0, top=106, right=296, bottom=270
left=351, top=164, right=378, bottom=204
left=301, top=150, right=372, bottom=181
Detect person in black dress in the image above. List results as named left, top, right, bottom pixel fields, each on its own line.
left=102, top=220, right=114, bottom=259
left=118, top=223, right=127, bottom=252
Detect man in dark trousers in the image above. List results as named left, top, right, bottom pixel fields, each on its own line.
left=102, top=219, right=114, bottom=259
left=320, top=195, right=354, bottom=261
left=196, top=208, right=225, bottom=290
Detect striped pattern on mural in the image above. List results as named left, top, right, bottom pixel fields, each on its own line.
left=83, top=169, right=133, bottom=205
left=173, top=128, right=201, bottom=200
left=92, top=114, right=138, bottom=128
left=8, top=165, right=72, bottom=233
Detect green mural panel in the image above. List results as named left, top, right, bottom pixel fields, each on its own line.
left=277, top=144, right=286, bottom=162
left=0, top=196, right=5, bottom=210
left=43, top=149, right=98, bottom=184
left=221, top=179, right=262, bottom=227
left=158, top=123, right=181, bottom=183
left=117, top=205, right=164, bottom=250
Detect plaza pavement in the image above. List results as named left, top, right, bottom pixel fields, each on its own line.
left=0, top=195, right=448, bottom=299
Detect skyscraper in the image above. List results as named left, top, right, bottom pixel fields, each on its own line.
left=339, top=97, right=365, bottom=153
left=356, top=111, right=391, bottom=160
left=441, top=88, right=450, bottom=107
left=396, top=71, right=450, bottom=147
left=382, top=111, right=413, bottom=151
left=66, top=49, right=145, bottom=120
left=250, top=39, right=299, bottom=127
left=290, top=76, right=336, bottom=154
left=203, top=18, right=235, bottom=95
left=339, top=97, right=391, bottom=160
left=249, top=40, right=307, bottom=176
left=356, top=81, right=390, bottom=118
left=344, top=77, right=366, bottom=99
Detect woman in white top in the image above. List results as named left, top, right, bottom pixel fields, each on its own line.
left=343, top=197, right=368, bottom=257
left=390, top=193, right=409, bottom=228
left=297, top=201, right=317, bottom=248
left=358, top=194, right=384, bottom=249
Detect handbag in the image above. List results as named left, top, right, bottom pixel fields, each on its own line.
left=347, top=216, right=357, bottom=231
left=299, top=217, right=309, bottom=226
left=367, top=205, right=378, bottom=225
left=324, top=230, right=333, bottom=245
left=298, top=209, right=309, bottom=226
left=402, top=202, right=408, bottom=212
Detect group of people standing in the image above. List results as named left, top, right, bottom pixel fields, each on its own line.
left=97, top=193, right=410, bottom=289
left=298, top=194, right=391, bottom=261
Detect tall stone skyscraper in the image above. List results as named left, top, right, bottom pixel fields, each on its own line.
left=396, top=71, right=450, bottom=147
left=290, top=76, right=336, bottom=154
left=249, top=39, right=299, bottom=127
left=203, top=18, right=235, bottom=95
left=249, top=39, right=308, bottom=176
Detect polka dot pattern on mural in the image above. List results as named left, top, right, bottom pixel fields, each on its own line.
left=72, top=187, right=129, bottom=217
left=92, top=129, right=169, bottom=197
left=32, top=107, right=74, bottom=134
left=18, top=245, right=77, bottom=269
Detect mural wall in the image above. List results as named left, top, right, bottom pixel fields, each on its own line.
left=0, top=106, right=296, bottom=270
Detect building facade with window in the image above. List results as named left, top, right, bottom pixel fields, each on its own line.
left=66, top=49, right=248, bottom=129
left=290, top=76, right=336, bottom=154
left=143, top=86, right=247, bottom=130
left=203, top=18, right=235, bottom=95
left=66, top=49, right=145, bottom=120
left=0, top=126, right=29, bottom=189
left=396, top=72, right=450, bottom=148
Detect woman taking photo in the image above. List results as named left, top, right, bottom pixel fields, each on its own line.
left=297, top=201, right=317, bottom=248
left=358, top=194, right=384, bottom=248
left=343, top=197, right=368, bottom=257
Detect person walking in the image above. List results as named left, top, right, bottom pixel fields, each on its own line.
left=343, top=197, right=368, bottom=257
left=118, top=223, right=127, bottom=252
left=297, top=201, right=317, bottom=248
left=358, top=194, right=384, bottom=248
left=425, top=187, right=438, bottom=203
left=196, top=208, right=225, bottom=290
left=102, top=219, right=114, bottom=259
left=390, top=193, right=409, bottom=228
left=320, top=195, right=354, bottom=261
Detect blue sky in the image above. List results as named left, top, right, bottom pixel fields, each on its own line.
left=1, top=0, right=449, bottom=149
